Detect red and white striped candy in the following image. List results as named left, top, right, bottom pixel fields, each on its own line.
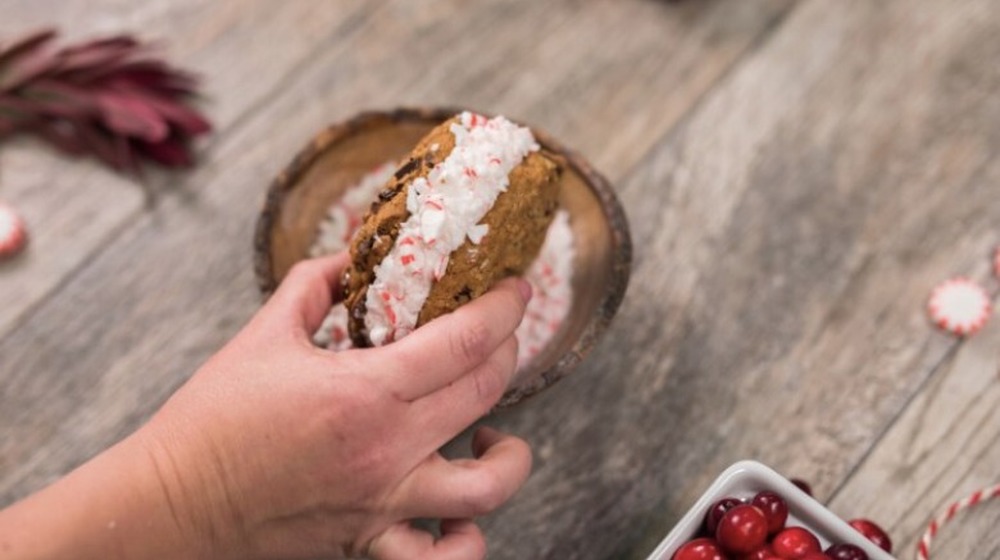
left=927, top=278, right=991, bottom=336
left=0, top=203, right=27, bottom=259
left=917, top=483, right=1000, bottom=560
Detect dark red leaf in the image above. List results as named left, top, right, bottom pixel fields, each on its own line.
left=0, top=95, right=66, bottom=141
left=0, top=45, right=63, bottom=92
left=113, top=131, right=141, bottom=175
left=0, top=28, right=57, bottom=68
left=59, top=36, right=138, bottom=56
left=102, top=66, right=199, bottom=96
left=34, top=119, right=87, bottom=155
left=96, top=90, right=169, bottom=142
left=135, top=134, right=194, bottom=167
left=0, top=28, right=208, bottom=176
left=21, top=80, right=98, bottom=119
left=152, top=99, right=211, bottom=136
left=0, top=120, right=20, bottom=138
left=0, top=101, right=36, bottom=138
left=0, top=94, right=37, bottom=118
left=66, top=57, right=150, bottom=82
left=3, top=97, right=63, bottom=121
left=53, top=41, right=136, bottom=76
left=75, top=120, right=131, bottom=170
left=109, top=85, right=209, bottom=136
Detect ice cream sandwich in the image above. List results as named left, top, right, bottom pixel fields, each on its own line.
left=343, top=112, right=561, bottom=347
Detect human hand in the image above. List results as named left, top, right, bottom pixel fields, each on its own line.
left=138, top=251, right=533, bottom=559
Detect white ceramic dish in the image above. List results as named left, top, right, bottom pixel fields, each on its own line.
left=645, top=461, right=896, bottom=560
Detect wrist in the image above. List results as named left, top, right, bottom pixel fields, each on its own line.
left=0, top=427, right=218, bottom=560
left=132, top=413, right=249, bottom=560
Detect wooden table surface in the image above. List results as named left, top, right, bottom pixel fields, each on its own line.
left=4, top=1, right=1000, bottom=558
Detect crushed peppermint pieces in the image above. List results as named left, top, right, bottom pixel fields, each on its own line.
left=927, top=277, right=991, bottom=336
left=309, top=161, right=397, bottom=258
left=0, top=202, right=27, bottom=260
left=307, top=154, right=575, bottom=371
left=364, top=111, right=540, bottom=346
left=308, top=161, right=397, bottom=350
left=514, top=210, right=574, bottom=369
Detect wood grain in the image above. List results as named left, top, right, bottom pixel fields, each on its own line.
left=828, top=291, right=1000, bottom=559
left=13, top=1, right=1000, bottom=559
left=0, top=0, right=370, bottom=339
left=0, top=0, right=792, bottom=507
left=458, top=0, right=1000, bottom=558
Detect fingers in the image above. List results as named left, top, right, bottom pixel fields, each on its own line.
left=369, top=429, right=531, bottom=559
left=367, top=519, right=485, bottom=560
left=259, top=252, right=350, bottom=337
left=378, top=277, right=531, bottom=402
left=408, top=336, right=518, bottom=445
left=392, top=427, right=533, bottom=521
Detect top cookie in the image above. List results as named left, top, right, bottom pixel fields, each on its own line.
left=343, top=112, right=561, bottom=347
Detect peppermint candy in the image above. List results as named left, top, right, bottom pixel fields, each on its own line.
left=927, top=278, right=991, bottom=336
left=0, top=202, right=27, bottom=259
left=917, top=483, right=1000, bottom=560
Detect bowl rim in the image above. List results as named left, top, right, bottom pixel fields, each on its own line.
left=253, top=106, right=632, bottom=407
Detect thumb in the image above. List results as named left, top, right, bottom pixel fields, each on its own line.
left=259, top=252, right=351, bottom=336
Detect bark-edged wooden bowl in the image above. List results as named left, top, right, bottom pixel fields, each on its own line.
left=254, top=108, right=631, bottom=408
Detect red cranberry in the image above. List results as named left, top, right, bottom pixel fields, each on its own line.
left=789, top=478, right=813, bottom=496
left=705, top=497, right=744, bottom=534
left=673, top=538, right=728, bottom=560
left=751, top=491, right=789, bottom=534
left=716, top=505, right=768, bottom=554
left=800, top=554, right=832, bottom=560
left=825, top=543, right=868, bottom=560
left=771, top=527, right=821, bottom=558
left=848, top=519, right=892, bottom=553
left=740, top=543, right=777, bottom=559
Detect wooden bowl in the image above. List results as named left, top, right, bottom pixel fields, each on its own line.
left=254, top=108, right=631, bottom=407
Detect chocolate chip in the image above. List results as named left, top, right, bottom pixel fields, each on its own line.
left=394, top=158, right=418, bottom=179
left=351, top=302, right=366, bottom=320
left=358, top=235, right=374, bottom=257
left=453, top=285, right=473, bottom=303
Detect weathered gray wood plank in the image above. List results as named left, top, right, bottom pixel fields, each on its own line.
left=0, top=0, right=793, bottom=508
left=461, top=0, right=1000, bottom=558
left=0, top=0, right=370, bottom=339
left=828, top=293, right=1000, bottom=559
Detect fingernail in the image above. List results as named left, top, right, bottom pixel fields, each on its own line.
left=517, top=278, right=533, bottom=303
